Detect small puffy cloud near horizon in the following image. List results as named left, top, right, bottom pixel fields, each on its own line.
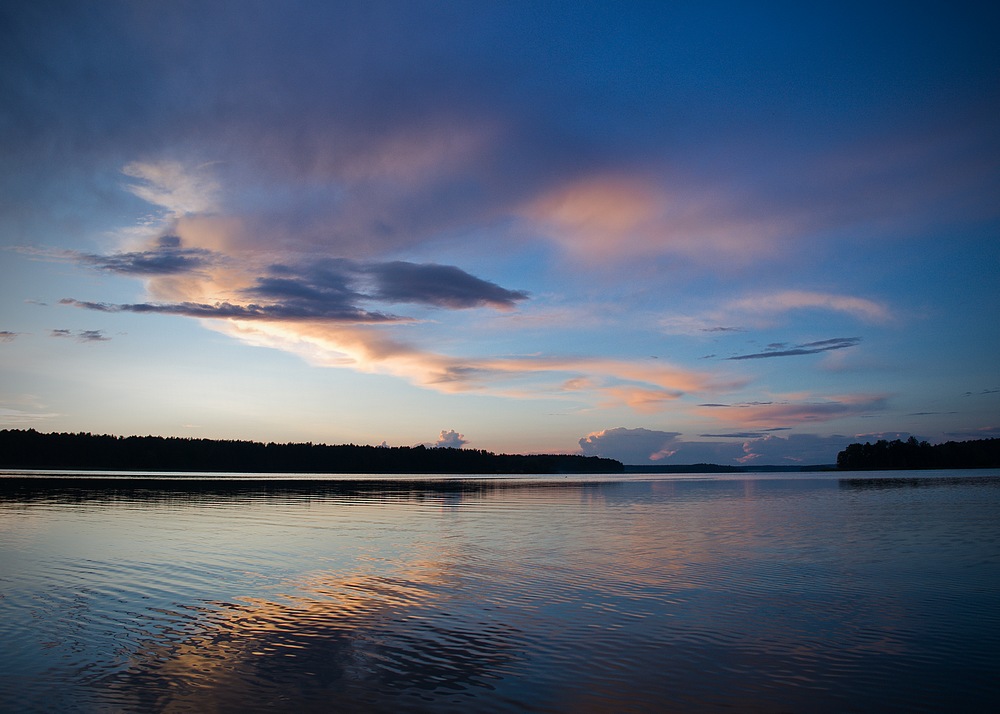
left=434, top=430, right=468, bottom=449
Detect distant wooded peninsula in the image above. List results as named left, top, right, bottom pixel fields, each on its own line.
left=0, top=429, right=622, bottom=474
left=836, top=437, right=1000, bottom=470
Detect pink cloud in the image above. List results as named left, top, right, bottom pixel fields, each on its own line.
left=661, top=290, right=892, bottom=334
left=596, top=386, right=684, bottom=414
left=724, top=291, right=891, bottom=324
left=523, top=174, right=793, bottom=266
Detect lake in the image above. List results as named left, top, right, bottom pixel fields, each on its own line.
left=2, top=470, right=998, bottom=712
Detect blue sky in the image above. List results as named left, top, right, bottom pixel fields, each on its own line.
left=2, top=0, right=998, bottom=465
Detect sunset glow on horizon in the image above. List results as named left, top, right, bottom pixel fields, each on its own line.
left=2, top=1, right=997, bottom=464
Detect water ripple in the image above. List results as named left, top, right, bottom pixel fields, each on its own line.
left=2, top=473, right=999, bottom=712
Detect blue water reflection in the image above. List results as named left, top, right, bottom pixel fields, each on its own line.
left=1, top=472, right=998, bottom=712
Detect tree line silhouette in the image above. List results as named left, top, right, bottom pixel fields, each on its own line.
left=0, top=429, right=622, bottom=474
left=836, top=436, right=1000, bottom=470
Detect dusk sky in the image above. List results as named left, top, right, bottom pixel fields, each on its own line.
left=2, top=1, right=998, bottom=465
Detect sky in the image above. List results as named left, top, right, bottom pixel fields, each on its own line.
left=2, top=0, right=998, bottom=465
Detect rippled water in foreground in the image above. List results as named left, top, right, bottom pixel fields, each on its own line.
left=2, top=470, right=999, bottom=713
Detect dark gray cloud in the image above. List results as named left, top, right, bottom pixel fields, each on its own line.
left=962, top=387, right=1000, bottom=396
left=50, top=328, right=110, bottom=342
left=76, top=236, right=217, bottom=276
left=0, top=331, right=17, bottom=343
left=366, top=261, right=528, bottom=309
left=726, top=337, right=860, bottom=360
left=699, top=401, right=774, bottom=407
left=59, top=256, right=529, bottom=325
left=59, top=298, right=397, bottom=323
left=241, top=262, right=367, bottom=318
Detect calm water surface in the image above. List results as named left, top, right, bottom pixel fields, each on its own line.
left=1, top=470, right=998, bottom=712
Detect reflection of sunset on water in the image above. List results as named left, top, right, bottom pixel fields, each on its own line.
left=105, top=559, right=525, bottom=712
left=2, top=474, right=998, bottom=712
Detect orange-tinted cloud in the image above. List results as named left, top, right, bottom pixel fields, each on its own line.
left=523, top=174, right=793, bottom=266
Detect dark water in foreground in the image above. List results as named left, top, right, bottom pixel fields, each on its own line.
left=1, top=470, right=998, bottom=713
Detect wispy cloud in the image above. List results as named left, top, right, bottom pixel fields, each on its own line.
left=0, top=407, right=59, bottom=424
left=50, top=328, right=110, bottom=342
left=0, top=331, right=17, bottom=343
left=698, top=393, right=888, bottom=427
left=962, top=387, right=1000, bottom=396
left=59, top=298, right=399, bottom=324
left=944, top=426, right=1000, bottom=438
left=122, top=161, right=220, bottom=217
left=726, top=337, right=861, bottom=361
left=725, top=291, right=891, bottom=324
left=195, top=318, right=740, bottom=409
left=661, top=292, right=890, bottom=335
left=524, top=174, right=794, bottom=266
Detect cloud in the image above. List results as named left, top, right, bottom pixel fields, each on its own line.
left=943, top=426, right=1000, bottom=438
left=61, top=220, right=741, bottom=408
left=64, top=244, right=529, bottom=322
left=725, top=291, right=891, bottom=324
left=366, top=262, right=528, bottom=309
left=122, top=161, right=220, bottom=216
left=580, top=427, right=856, bottom=465
left=0, top=407, right=59, bottom=424
left=596, top=385, right=685, bottom=413
left=661, top=292, right=890, bottom=335
left=50, top=328, right=110, bottom=342
left=60, top=298, right=398, bottom=323
left=76, top=235, right=217, bottom=276
left=0, top=331, right=17, bottom=343
left=195, top=317, right=737, bottom=409
left=962, top=387, right=1000, bottom=396
left=733, top=433, right=855, bottom=464
left=579, top=427, right=683, bottom=463
left=697, top=393, right=889, bottom=427
left=523, top=174, right=795, bottom=266
left=726, top=337, right=861, bottom=360
left=434, top=430, right=468, bottom=449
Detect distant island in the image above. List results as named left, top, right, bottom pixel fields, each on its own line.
left=0, top=429, right=622, bottom=475
left=836, top=437, right=1000, bottom=470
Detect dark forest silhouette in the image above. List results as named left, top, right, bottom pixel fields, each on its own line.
left=0, top=429, right=622, bottom=474
left=836, top=436, right=1000, bottom=470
